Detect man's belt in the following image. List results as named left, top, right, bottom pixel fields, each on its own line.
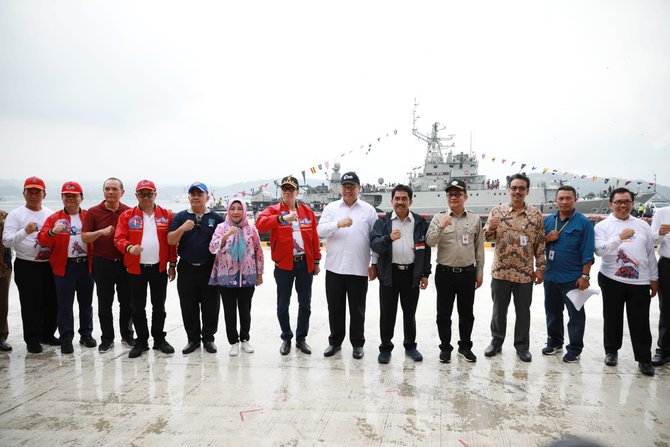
left=437, top=264, right=475, bottom=273
left=392, top=264, right=412, bottom=271
left=140, top=263, right=159, bottom=268
left=67, top=257, right=88, bottom=264
left=293, top=254, right=305, bottom=262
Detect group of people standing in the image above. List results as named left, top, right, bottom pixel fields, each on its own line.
left=1, top=172, right=669, bottom=379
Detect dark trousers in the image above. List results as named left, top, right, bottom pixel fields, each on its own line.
left=0, top=274, right=9, bottom=341
left=220, top=286, right=254, bottom=344
left=325, top=271, right=368, bottom=348
left=274, top=259, right=313, bottom=342
left=435, top=266, right=476, bottom=352
left=54, top=261, right=94, bottom=342
left=13, top=259, right=57, bottom=344
left=92, top=256, right=133, bottom=343
left=655, top=257, right=670, bottom=356
left=490, top=278, right=533, bottom=352
left=129, top=265, right=168, bottom=347
left=177, top=261, right=219, bottom=343
left=544, top=280, right=585, bottom=355
left=379, top=268, right=419, bottom=352
left=599, top=273, right=652, bottom=362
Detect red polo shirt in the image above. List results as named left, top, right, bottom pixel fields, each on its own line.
left=82, top=201, right=131, bottom=260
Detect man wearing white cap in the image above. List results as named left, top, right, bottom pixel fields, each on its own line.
left=2, top=176, right=58, bottom=353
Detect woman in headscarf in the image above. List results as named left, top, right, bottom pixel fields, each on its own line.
left=209, top=199, right=263, bottom=356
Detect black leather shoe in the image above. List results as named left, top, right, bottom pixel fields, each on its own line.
left=122, top=337, right=136, bottom=347
left=79, top=335, right=97, bottom=348
left=323, top=345, right=341, bottom=357
left=280, top=340, right=291, bottom=355
left=129, top=345, right=149, bottom=358
left=484, top=344, right=501, bottom=357
left=27, top=342, right=43, bottom=353
left=0, top=341, right=12, bottom=352
left=517, top=350, right=532, bottom=362
left=182, top=341, right=200, bottom=354
left=41, top=335, right=61, bottom=346
left=61, top=341, right=74, bottom=354
left=203, top=341, right=217, bottom=353
left=153, top=340, right=175, bottom=354
left=639, top=362, right=655, bottom=376
left=604, top=351, right=618, bottom=366
left=352, top=346, right=364, bottom=359
left=652, top=352, right=669, bottom=366
left=296, top=340, right=312, bottom=354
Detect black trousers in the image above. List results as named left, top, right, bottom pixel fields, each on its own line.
left=177, top=261, right=219, bottom=343
left=656, top=257, right=670, bottom=356
left=13, top=259, right=57, bottom=344
left=379, top=268, right=419, bottom=352
left=92, top=256, right=134, bottom=343
left=220, top=286, right=254, bottom=344
left=129, top=265, right=168, bottom=347
left=599, top=273, right=652, bottom=362
left=435, top=266, right=476, bottom=352
left=490, top=278, right=533, bottom=352
left=325, top=271, right=368, bottom=348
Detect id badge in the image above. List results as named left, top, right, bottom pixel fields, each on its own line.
left=520, top=234, right=528, bottom=247
left=548, top=249, right=555, bottom=261
left=462, top=234, right=470, bottom=245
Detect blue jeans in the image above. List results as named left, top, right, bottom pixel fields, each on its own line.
left=544, top=280, right=585, bottom=355
left=274, top=259, right=313, bottom=342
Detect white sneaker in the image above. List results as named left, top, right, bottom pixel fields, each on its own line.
left=241, top=341, right=254, bottom=353
left=229, top=342, right=239, bottom=357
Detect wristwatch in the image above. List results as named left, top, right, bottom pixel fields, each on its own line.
left=581, top=274, right=590, bottom=281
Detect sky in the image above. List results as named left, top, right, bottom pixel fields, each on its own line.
left=1, top=0, right=669, bottom=191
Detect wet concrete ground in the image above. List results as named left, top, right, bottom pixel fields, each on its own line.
left=0, top=248, right=668, bottom=446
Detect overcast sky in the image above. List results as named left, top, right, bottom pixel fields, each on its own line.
left=2, top=0, right=669, bottom=191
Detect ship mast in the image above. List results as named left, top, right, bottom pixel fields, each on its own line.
left=411, top=100, right=454, bottom=164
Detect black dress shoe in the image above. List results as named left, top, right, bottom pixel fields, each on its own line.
left=280, top=340, right=291, bottom=355
left=153, top=340, right=175, bottom=354
left=604, top=351, right=618, bottom=366
left=516, top=350, right=532, bottom=362
left=129, top=345, right=149, bottom=358
left=652, top=352, right=669, bottom=366
left=203, top=341, right=217, bottom=353
left=296, top=340, right=312, bottom=354
left=0, top=341, right=12, bottom=352
left=61, top=341, right=74, bottom=354
left=323, top=345, right=341, bottom=357
left=27, top=342, right=43, bottom=353
left=352, top=346, right=364, bottom=359
left=639, top=362, right=655, bottom=376
left=182, top=341, right=200, bottom=354
left=484, top=344, right=501, bottom=357
left=79, top=335, right=97, bottom=348
left=41, top=336, right=61, bottom=346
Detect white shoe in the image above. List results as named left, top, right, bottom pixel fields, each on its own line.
left=241, top=341, right=254, bottom=353
left=229, top=342, right=239, bottom=357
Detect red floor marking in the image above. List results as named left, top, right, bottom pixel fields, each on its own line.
left=458, top=440, right=469, bottom=447
left=239, top=408, right=263, bottom=421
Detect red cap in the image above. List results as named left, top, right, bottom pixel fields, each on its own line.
left=61, top=181, right=83, bottom=194
left=24, top=176, right=46, bottom=190
left=136, top=179, right=157, bottom=192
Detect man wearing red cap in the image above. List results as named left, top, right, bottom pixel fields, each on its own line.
left=2, top=176, right=58, bottom=353
left=38, top=181, right=96, bottom=354
left=82, top=177, right=134, bottom=353
left=115, top=180, right=177, bottom=358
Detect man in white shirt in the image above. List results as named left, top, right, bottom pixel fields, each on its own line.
left=651, top=205, right=670, bottom=366
left=595, top=187, right=658, bottom=376
left=317, top=172, right=378, bottom=359
left=2, top=177, right=58, bottom=353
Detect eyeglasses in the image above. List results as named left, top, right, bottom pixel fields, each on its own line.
left=509, top=186, right=527, bottom=192
left=136, top=192, right=155, bottom=199
left=612, top=200, right=633, bottom=206
left=447, top=192, right=464, bottom=198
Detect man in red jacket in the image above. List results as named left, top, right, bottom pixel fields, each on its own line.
left=256, top=175, right=321, bottom=356
left=114, top=180, right=177, bottom=358
left=38, top=181, right=96, bottom=354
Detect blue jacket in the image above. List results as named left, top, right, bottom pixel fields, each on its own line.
left=370, top=211, right=431, bottom=288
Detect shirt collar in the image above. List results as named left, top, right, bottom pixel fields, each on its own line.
left=391, top=210, right=414, bottom=223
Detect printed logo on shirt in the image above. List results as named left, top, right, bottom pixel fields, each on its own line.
left=129, top=216, right=143, bottom=230
left=156, top=217, right=169, bottom=225
left=207, top=218, right=215, bottom=227
left=614, top=249, right=639, bottom=279
left=56, top=219, right=71, bottom=234
left=34, top=241, right=51, bottom=261
left=71, top=241, right=86, bottom=257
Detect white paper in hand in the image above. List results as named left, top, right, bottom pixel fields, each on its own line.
left=566, top=288, right=600, bottom=311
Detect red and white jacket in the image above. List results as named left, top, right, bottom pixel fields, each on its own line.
left=256, top=201, right=321, bottom=272
left=37, top=209, right=92, bottom=276
left=114, top=206, right=177, bottom=275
